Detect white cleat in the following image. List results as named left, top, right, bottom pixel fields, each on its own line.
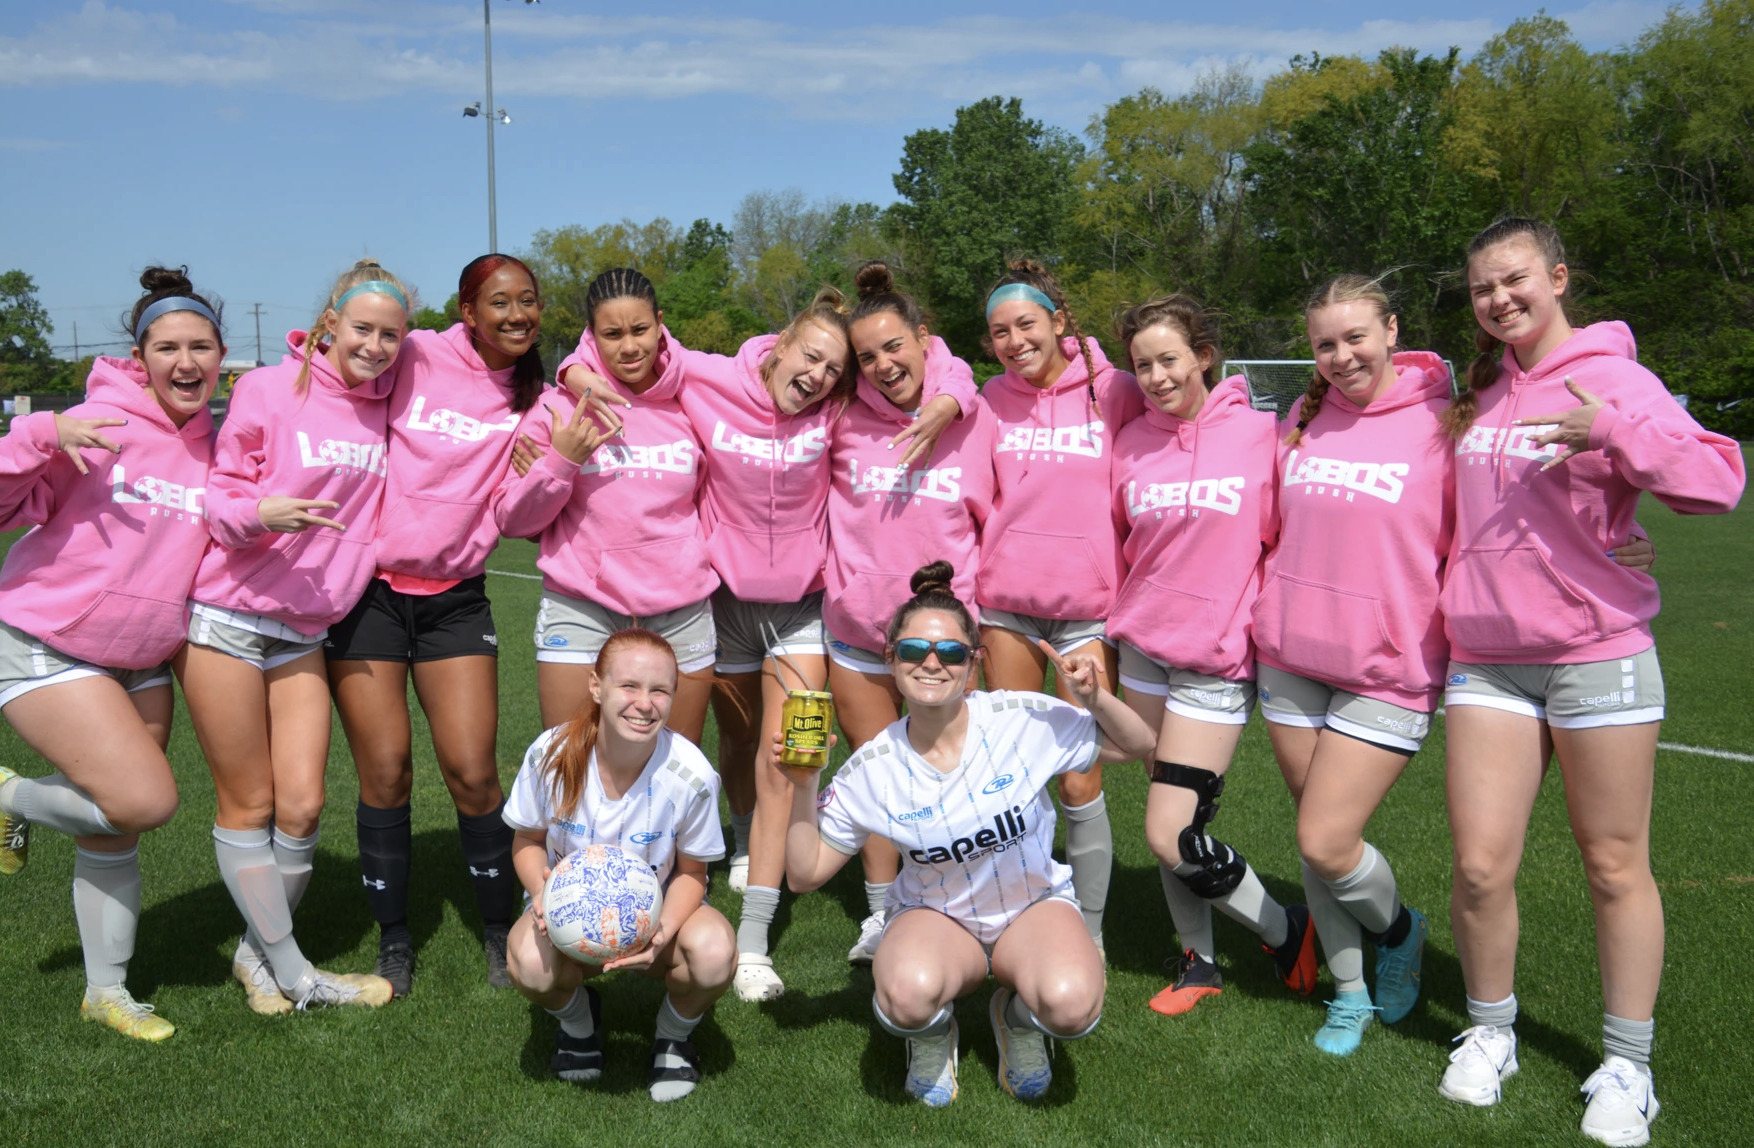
left=732, top=953, right=784, bottom=1002
left=292, top=967, right=394, bottom=1010
left=847, top=912, right=885, bottom=965
left=1581, top=1057, right=1660, bottom=1147
left=727, top=855, right=749, bottom=894
left=232, top=943, right=293, bottom=1016
left=988, top=986, right=1053, bottom=1101
left=904, top=1018, right=959, bottom=1107
left=1439, top=1025, right=1519, bottom=1106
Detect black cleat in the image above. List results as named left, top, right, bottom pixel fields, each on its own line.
left=483, top=925, right=511, bottom=988
left=375, top=941, right=417, bottom=999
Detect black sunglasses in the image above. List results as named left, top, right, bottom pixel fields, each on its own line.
left=894, top=638, right=973, bottom=666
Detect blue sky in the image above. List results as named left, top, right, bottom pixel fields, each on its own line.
left=2, top=0, right=1682, bottom=361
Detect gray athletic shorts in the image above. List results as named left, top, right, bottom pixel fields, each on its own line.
left=713, top=588, right=826, bottom=675
left=979, top=607, right=1111, bottom=657
left=1117, top=641, right=1256, bottom=726
left=1256, top=663, right=1431, bottom=754
left=188, top=603, right=326, bottom=671
left=533, top=590, right=717, bottom=674
left=1445, top=647, right=1665, bottom=729
left=825, top=623, right=889, bottom=675
left=0, top=620, right=172, bottom=708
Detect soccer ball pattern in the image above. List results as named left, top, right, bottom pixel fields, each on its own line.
left=543, top=844, right=663, bottom=965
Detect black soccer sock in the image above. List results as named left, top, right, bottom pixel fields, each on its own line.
left=458, top=804, right=518, bottom=930
left=357, top=800, right=413, bottom=948
left=1364, top=904, right=1413, bottom=949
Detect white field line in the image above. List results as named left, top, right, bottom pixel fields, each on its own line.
left=486, top=568, right=542, bottom=582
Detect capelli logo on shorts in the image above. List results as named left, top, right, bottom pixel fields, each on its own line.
left=893, top=806, right=934, bottom=824
left=1449, top=674, right=1469, bottom=686
left=544, top=636, right=569, bottom=647
left=982, top=774, right=1015, bottom=795
left=1375, top=714, right=1419, bottom=734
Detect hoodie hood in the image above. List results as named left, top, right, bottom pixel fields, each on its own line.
left=285, top=329, right=399, bottom=403
left=854, top=335, right=965, bottom=427
left=85, top=355, right=214, bottom=440
left=733, top=333, right=785, bottom=412
left=1502, top=320, right=1637, bottom=386
left=1321, top=350, right=1451, bottom=417
left=566, top=322, right=687, bottom=405
left=1143, top=373, right=1251, bottom=437
left=995, top=335, right=1113, bottom=399
left=422, top=322, right=518, bottom=392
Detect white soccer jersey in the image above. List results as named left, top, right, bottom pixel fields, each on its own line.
left=816, top=690, right=1099, bottom=944
left=504, top=727, right=725, bottom=885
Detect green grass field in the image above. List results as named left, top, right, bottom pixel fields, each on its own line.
left=1, top=453, right=1750, bottom=1147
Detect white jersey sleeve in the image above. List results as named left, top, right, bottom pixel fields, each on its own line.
left=815, top=745, right=882, bottom=856
left=503, top=727, right=561, bottom=832
left=666, top=737, right=728, bottom=864
left=1033, top=694, right=1101, bottom=776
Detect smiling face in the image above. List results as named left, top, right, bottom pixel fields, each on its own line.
left=132, top=311, right=224, bottom=426
left=764, top=320, right=848, bottom=415
left=322, top=292, right=406, bottom=387
left=987, top=299, right=1068, bottom=387
left=851, top=311, right=930, bottom=411
left=1130, top=321, right=1213, bottom=420
left=1469, top=236, right=1570, bottom=360
left=888, top=608, right=978, bottom=711
left=1307, top=300, right=1399, bottom=408
left=590, top=643, right=677, bottom=749
left=590, top=296, right=663, bottom=391
left=462, top=264, right=541, bottom=370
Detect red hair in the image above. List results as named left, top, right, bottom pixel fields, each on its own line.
left=540, top=629, right=678, bottom=817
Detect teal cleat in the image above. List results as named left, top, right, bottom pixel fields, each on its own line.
left=1313, top=990, right=1379, bottom=1056
left=1375, top=907, right=1427, bottom=1024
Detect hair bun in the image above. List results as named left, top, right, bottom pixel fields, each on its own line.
left=854, top=261, right=895, bottom=301
left=353, top=258, right=383, bottom=271
left=139, top=265, right=194, bottom=294
left=909, top=559, right=955, bottom=597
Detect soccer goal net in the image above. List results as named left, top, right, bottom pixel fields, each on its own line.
left=1221, top=360, right=1459, bottom=417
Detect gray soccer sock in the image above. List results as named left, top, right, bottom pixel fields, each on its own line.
left=1214, top=863, right=1290, bottom=950
left=72, top=846, right=140, bottom=990
left=1161, top=861, right=1217, bottom=962
left=1467, top=992, right=1518, bottom=1030
left=547, top=985, right=596, bottom=1038
left=651, top=997, right=706, bottom=1102
left=1325, top=842, right=1401, bottom=936
left=1063, top=794, right=1112, bottom=943
left=864, top=881, right=890, bottom=919
left=1005, top=988, right=1099, bottom=1041
left=872, top=995, right=953, bottom=1040
left=1304, top=859, right=1367, bottom=994
left=5, top=773, right=117, bottom=837
left=737, top=885, right=780, bottom=955
left=1603, top=1013, right=1654, bottom=1069
left=213, top=825, right=311, bottom=994
left=272, top=827, right=319, bottom=914
left=729, top=811, right=753, bottom=860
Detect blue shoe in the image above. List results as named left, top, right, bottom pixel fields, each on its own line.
left=1374, top=907, right=1427, bottom=1025
left=1313, top=990, right=1378, bottom=1056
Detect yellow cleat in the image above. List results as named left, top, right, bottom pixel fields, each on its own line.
left=81, top=988, right=176, bottom=1042
left=0, top=765, right=28, bottom=876
left=233, top=950, right=294, bottom=1016
left=294, top=969, right=395, bottom=1010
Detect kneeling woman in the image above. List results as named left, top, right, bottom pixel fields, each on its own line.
left=782, top=563, right=1154, bottom=1106
left=504, top=629, right=735, bottom=1103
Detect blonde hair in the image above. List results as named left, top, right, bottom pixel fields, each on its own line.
left=1284, top=275, right=1394, bottom=446
left=760, top=285, right=857, bottom=406
left=295, top=259, right=414, bottom=394
left=1443, top=218, right=1569, bottom=438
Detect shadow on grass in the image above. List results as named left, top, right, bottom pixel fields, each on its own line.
left=516, top=984, right=736, bottom=1094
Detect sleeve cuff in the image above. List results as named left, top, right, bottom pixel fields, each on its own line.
left=1587, top=403, right=1622, bottom=453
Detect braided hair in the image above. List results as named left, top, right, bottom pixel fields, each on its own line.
left=584, top=267, right=659, bottom=330
left=295, top=259, right=413, bottom=396
left=1442, top=217, right=1569, bottom=439
left=983, top=259, right=1098, bottom=405
left=1284, top=274, right=1394, bottom=447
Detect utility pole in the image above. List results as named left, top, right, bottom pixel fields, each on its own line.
left=252, top=304, right=264, bottom=366
left=72, top=321, right=78, bottom=360
left=483, top=0, right=498, bottom=253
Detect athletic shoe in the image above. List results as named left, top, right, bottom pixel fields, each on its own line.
left=293, top=968, right=395, bottom=1010
left=0, top=764, right=28, bottom=877
left=732, top=953, right=784, bottom=1002
left=988, top=986, right=1053, bottom=1101
left=904, top=1017, right=959, bottom=1107
left=1148, top=950, right=1223, bottom=1017
left=1312, top=989, right=1379, bottom=1056
left=727, top=854, right=749, bottom=894
left=553, top=986, right=603, bottom=1084
left=648, top=1037, right=703, bottom=1103
left=1581, top=1057, right=1660, bottom=1147
left=1439, top=1025, right=1519, bottom=1106
left=1374, top=906, right=1427, bottom=1024
left=483, top=925, right=511, bottom=989
left=847, top=912, right=885, bottom=965
left=81, top=986, right=175, bottom=1042
left=1267, top=904, right=1319, bottom=995
left=375, top=941, right=416, bottom=1000
left=232, top=944, right=293, bottom=1016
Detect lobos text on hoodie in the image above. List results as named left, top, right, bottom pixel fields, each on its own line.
left=191, top=330, right=394, bottom=634
left=825, top=340, right=995, bottom=654
left=977, top=336, right=1145, bottom=621
left=493, top=324, right=717, bottom=615
left=1253, top=352, right=1455, bottom=712
left=374, top=323, right=524, bottom=586
left=1108, top=376, right=1277, bottom=682
left=0, top=357, right=214, bottom=668
left=1443, top=321, right=1745, bottom=664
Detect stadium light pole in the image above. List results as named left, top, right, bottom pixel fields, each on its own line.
left=463, top=0, right=537, bottom=253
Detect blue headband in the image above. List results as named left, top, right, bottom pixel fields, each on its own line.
left=133, top=297, right=221, bottom=344
left=985, top=282, right=1057, bottom=319
left=333, top=280, right=409, bottom=312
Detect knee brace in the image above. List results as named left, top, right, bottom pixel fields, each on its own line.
left=1151, top=761, right=1246, bottom=899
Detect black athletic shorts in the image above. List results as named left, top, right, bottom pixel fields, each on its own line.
left=324, top=574, right=499, bottom=663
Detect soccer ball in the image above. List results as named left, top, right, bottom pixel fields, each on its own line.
left=542, top=844, right=664, bottom=966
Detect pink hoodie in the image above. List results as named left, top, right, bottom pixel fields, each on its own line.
left=977, top=336, right=1145, bottom=620
left=493, top=325, right=717, bottom=615
left=0, top=358, right=213, bottom=668
left=191, top=330, right=394, bottom=634
left=1443, top=321, right=1744, bottom=664
left=1253, top=352, right=1455, bottom=711
left=1108, top=376, right=1276, bottom=681
left=676, top=333, right=975, bottom=604
left=374, top=324, right=523, bottom=584
left=824, top=343, right=996, bottom=653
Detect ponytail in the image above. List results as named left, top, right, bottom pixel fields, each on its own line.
left=884, top=561, right=977, bottom=650
left=297, top=259, right=414, bottom=396
left=1443, top=216, right=1570, bottom=438
left=983, top=259, right=1098, bottom=406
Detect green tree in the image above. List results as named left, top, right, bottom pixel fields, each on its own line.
left=0, top=270, right=56, bottom=393
left=524, top=219, right=687, bottom=365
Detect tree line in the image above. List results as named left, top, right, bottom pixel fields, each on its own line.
left=6, top=5, right=1749, bottom=434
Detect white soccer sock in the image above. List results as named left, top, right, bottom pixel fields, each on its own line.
left=1159, top=861, right=1216, bottom=962
left=72, top=846, right=140, bottom=990
left=1214, top=863, right=1290, bottom=950
left=737, top=885, right=779, bottom=956
left=213, top=825, right=312, bottom=994
left=548, top=985, right=596, bottom=1038
left=273, top=826, right=319, bottom=914
left=871, top=995, right=953, bottom=1040
left=1062, top=794, right=1112, bottom=943
left=650, top=999, right=705, bottom=1102
left=1304, top=859, right=1366, bottom=994
left=864, top=881, right=890, bottom=919
left=6, top=773, right=117, bottom=837
left=1326, top=842, right=1401, bottom=936
left=1467, top=992, right=1518, bottom=1030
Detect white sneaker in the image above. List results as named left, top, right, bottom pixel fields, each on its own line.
left=988, top=986, right=1053, bottom=1101
left=732, top=953, right=784, bottom=1002
left=727, top=854, right=749, bottom=894
left=847, top=912, right=885, bottom=965
left=1581, top=1057, right=1659, bottom=1147
left=1439, top=1025, right=1519, bottom=1106
left=904, top=1017, right=959, bottom=1107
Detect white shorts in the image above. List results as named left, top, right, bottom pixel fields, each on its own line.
left=712, top=588, right=826, bottom=675
left=533, top=590, right=717, bottom=674
left=0, top=620, right=171, bottom=709
left=1255, top=663, right=1431, bottom=754
left=1445, top=648, right=1665, bottom=729
left=824, top=623, right=888, bottom=676
left=188, top=603, right=326, bottom=671
left=978, top=608, right=1110, bottom=657
left=883, top=890, right=1082, bottom=972
left=1117, top=641, right=1255, bottom=726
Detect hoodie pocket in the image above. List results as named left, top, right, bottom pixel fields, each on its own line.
left=831, top=569, right=915, bottom=649
left=1442, top=545, right=1593, bottom=655
left=598, top=535, right=713, bottom=613
left=979, top=529, right=1112, bottom=617
left=710, top=522, right=824, bottom=601
left=1116, top=578, right=1222, bottom=662
left=375, top=495, right=484, bottom=568
left=52, top=590, right=186, bottom=669
left=1254, top=572, right=1400, bottom=686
